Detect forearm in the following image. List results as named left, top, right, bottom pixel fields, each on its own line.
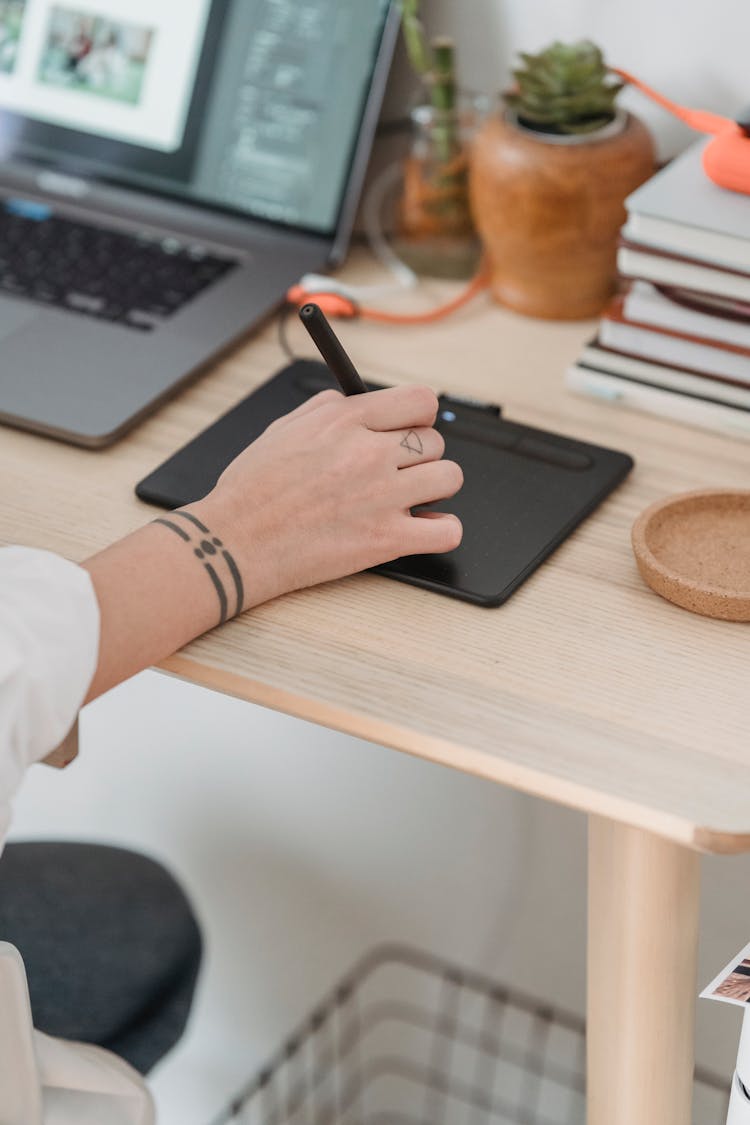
left=82, top=497, right=248, bottom=703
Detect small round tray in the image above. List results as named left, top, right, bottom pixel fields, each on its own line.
left=631, top=489, right=750, bottom=621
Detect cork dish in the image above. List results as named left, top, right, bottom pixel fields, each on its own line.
left=631, top=490, right=750, bottom=621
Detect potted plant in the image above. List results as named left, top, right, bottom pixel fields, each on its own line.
left=393, top=0, right=480, bottom=278
left=469, top=41, right=655, bottom=319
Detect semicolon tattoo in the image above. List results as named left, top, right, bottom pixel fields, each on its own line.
left=152, top=510, right=244, bottom=625
left=400, top=430, right=424, bottom=457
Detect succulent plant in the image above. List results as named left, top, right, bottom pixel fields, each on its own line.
left=505, top=40, right=623, bottom=135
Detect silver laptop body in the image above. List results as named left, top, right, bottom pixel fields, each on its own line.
left=0, top=0, right=399, bottom=446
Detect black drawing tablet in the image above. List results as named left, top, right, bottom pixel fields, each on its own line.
left=136, top=361, right=634, bottom=606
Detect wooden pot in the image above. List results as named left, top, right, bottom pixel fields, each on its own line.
left=469, top=110, right=655, bottom=319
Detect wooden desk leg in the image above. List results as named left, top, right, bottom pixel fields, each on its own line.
left=587, top=815, right=700, bottom=1125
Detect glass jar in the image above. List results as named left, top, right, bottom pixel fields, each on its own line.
left=393, top=98, right=485, bottom=280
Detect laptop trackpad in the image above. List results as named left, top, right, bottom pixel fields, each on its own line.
left=0, top=299, right=40, bottom=340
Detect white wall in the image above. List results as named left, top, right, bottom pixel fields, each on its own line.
left=10, top=3, right=750, bottom=1122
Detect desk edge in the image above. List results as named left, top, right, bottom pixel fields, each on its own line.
left=158, top=654, right=750, bottom=856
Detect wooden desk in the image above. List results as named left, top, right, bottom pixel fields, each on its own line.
left=2, top=254, right=748, bottom=1124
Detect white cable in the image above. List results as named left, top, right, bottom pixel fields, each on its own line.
left=299, top=160, right=418, bottom=303
left=362, top=159, right=419, bottom=292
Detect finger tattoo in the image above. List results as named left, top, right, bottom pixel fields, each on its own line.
left=400, top=430, right=424, bottom=456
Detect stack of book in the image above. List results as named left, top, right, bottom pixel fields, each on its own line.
left=566, top=139, right=750, bottom=440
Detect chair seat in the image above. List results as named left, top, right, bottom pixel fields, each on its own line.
left=0, top=943, right=154, bottom=1125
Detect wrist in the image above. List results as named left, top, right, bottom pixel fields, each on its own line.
left=185, top=491, right=272, bottom=614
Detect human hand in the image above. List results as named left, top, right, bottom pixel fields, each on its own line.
left=82, top=384, right=462, bottom=702
left=195, top=384, right=463, bottom=609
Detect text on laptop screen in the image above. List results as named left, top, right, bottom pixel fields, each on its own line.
left=0, top=0, right=390, bottom=234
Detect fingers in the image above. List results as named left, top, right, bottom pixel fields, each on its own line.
left=277, top=388, right=343, bottom=425
left=394, top=426, right=445, bottom=469
left=402, top=511, right=463, bottom=555
left=356, top=384, right=439, bottom=433
left=398, top=459, right=464, bottom=509
left=271, top=385, right=438, bottom=438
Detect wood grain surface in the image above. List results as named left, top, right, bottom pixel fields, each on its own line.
left=3, top=252, right=749, bottom=851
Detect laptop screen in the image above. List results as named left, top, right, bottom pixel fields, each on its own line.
left=0, top=0, right=392, bottom=235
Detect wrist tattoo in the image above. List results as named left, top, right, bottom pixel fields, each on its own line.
left=400, top=430, right=423, bottom=456
left=153, top=510, right=244, bottom=624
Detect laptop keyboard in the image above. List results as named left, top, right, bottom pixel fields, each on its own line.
left=0, top=198, right=237, bottom=331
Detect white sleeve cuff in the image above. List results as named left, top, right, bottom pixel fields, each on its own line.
left=0, top=547, right=100, bottom=778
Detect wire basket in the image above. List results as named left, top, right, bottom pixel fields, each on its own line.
left=210, top=944, right=730, bottom=1125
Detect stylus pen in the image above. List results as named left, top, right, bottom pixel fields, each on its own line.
left=298, top=303, right=369, bottom=396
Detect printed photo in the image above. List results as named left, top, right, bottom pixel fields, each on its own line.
left=0, top=0, right=27, bottom=75
left=701, top=943, right=750, bottom=1009
left=712, top=959, right=750, bottom=1004
left=38, top=6, right=155, bottom=106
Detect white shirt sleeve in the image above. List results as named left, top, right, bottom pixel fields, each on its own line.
left=0, top=557, right=152, bottom=1117
left=0, top=547, right=100, bottom=853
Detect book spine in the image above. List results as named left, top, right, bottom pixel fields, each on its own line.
left=623, top=289, right=750, bottom=351
left=599, top=321, right=750, bottom=382
left=623, top=215, right=750, bottom=274
left=565, top=365, right=750, bottom=442
left=581, top=346, right=750, bottom=402
left=617, top=248, right=750, bottom=304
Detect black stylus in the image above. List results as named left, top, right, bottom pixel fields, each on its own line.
left=298, top=302, right=369, bottom=396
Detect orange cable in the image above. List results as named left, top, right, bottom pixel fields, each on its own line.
left=610, top=67, right=740, bottom=136
left=359, top=260, right=491, bottom=324
left=287, top=260, right=491, bottom=326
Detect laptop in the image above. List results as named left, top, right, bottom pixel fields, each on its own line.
left=0, top=0, right=399, bottom=446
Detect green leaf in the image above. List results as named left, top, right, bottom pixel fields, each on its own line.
left=505, top=38, right=621, bottom=131
left=400, top=0, right=432, bottom=76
